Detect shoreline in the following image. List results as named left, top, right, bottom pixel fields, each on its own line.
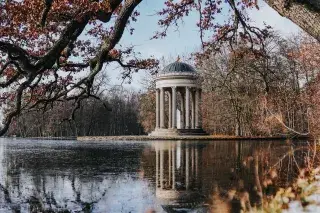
left=77, top=135, right=309, bottom=141
left=1, top=135, right=309, bottom=141
left=1, top=136, right=77, bottom=141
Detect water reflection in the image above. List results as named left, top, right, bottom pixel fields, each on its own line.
left=0, top=139, right=156, bottom=212
left=154, top=141, right=207, bottom=212
left=0, top=138, right=315, bottom=212
left=145, top=140, right=314, bottom=213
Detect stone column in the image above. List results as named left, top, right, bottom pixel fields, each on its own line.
left=195, top=89, right=200, bottom=129
left=168, top=91, right=172, bottom=129
left=160, top=87, right=165, bottom=128
left=185, top=87, right=190, bottom=129
left=180, top=92, right=185, bottom=129
left=172, top=87, right=177, bottom=129
left=156, top=89, right=160, bottom=129
left=191, top=89, right=195, bottom=129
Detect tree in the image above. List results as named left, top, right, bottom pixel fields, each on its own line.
left=198, top=33, right=319, bottom=136
left=138, top=91, right=156, bottom=133
left=264, top=0, right=320, bottom=42
left=0, top=0, right=319, bottom=136
left=0, top=0, right=158, bottom=136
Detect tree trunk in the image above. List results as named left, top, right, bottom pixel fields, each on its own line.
left=265, top=0, right=320, bottom=42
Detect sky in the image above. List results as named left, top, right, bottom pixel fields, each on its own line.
left=106, top=0, right=302, bottom=91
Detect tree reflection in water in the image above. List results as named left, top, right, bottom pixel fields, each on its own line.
left=143, top=140, right=317, bottom=213
left=0, top=139, right=316, bottom=213
left=0, top=139, right=155, bottom=212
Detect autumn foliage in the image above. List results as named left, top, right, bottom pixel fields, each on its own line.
left=198, top=34, right=320, bottom=137
left=0, top=0, right=160, bottom=135
left=0, top=0, right=319, bottom=136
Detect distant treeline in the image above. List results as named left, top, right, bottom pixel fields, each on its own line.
left=7, top=86, right=144, bottom=137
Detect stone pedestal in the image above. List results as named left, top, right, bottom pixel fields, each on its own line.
left=149, top=128, right=208, bottom=136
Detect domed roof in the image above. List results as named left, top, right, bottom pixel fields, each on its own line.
left=161, top=62, right=196, bottom=74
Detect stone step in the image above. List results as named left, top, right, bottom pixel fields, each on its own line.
left=178, top=132, right=208, bottom=136
left=150, top=128, right=208, bottom=136
left=178, top=132, right=207, bottom=134
left=178, top=129, right=206, bottom=131
left=178, top=129, right=207, bottom=133
left=177, top=129, right=208, bottom=136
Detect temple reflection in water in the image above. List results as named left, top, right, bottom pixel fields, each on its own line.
left=154, top=141, right=207, bottom=212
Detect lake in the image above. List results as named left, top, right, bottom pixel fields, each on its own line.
left=0, top=138, right=313, bottom=212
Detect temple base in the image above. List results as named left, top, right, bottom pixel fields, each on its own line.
left=149, top=128, right=208, bottom=137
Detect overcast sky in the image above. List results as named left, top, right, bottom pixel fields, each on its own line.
left=106, top=0, right=302, bottom=91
